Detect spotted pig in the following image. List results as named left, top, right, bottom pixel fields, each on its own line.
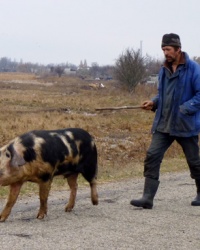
left=0, top=128, right=98, bottom=222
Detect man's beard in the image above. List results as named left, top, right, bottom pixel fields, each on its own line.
left=165, top=56, right=175, bottom=63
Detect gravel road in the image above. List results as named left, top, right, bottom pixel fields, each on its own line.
left=0, top=171, right=199, bottom=250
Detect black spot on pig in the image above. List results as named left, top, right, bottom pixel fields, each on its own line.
left=20, top=133, right=36, bottom=162
left=7, top=144, right=15, bottom=158
left=54, top=163, right=77, bottom=176
left=39, top=172, right=52, bottom=182
left=23, top=148, right=36, bottom=162
left=20, top=133, right=35, bottom=148
left=40, top=135, right=69, bottom=167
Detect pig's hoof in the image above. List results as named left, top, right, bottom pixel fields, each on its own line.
left=37, top=213, right=46, bottom=219
left=0, top=216, right=6, bottom=222
left=65, top=205, right=74, bottom=212
left=92, top=200, right=98, bottom=205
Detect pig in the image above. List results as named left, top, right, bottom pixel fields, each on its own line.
left=0, top=128, right=98, bottom=222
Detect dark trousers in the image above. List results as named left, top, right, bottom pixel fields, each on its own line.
left=144, top=131, right=200, bottom=180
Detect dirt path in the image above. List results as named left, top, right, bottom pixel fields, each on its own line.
left=0, top=171, right=199, bottom=250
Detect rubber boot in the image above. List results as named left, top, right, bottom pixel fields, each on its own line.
left=130, top=177, right=160, bottom=209
left=191, top=179, right=200, bottom=206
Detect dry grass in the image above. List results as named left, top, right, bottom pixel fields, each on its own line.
left=0, top=73, right=187, bottom=197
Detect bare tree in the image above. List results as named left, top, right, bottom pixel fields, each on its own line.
left=0, top=57, right=18, bottom=72
left=90, top=62, right=100, bottom=78
left=193, top=56, right=200, bottom=64
left=115, top=48, right=146, bottom=92
left=145, top=54, right=162, bottom=75
left=54, top=66, right=65, bottom=77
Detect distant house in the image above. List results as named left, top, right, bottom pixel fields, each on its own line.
left=146, top=74, right=158, bottom=86
left=64, top=68, right=77, bottom=75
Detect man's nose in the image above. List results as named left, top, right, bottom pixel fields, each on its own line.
left=164, top=51, right=168, bottom=57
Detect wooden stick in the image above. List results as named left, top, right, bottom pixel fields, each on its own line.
left=95, top=105, right=142, bottom=111
left=2, top=108, right=69, bottom=114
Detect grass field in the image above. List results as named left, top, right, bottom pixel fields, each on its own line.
left=0, top=73, right=188, bottom=197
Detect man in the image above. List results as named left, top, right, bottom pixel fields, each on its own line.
left=130, top=33, right=200, bottom=209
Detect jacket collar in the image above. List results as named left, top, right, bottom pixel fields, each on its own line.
left=163, top=52, right=186, bottom=73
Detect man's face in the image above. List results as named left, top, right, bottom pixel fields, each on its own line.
left=162, top=46, right=180, bottom=63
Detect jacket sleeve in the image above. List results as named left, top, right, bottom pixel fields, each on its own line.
left=151, top=69, right=163, bottom=111
left=180, top=62, right=200, bottom=115
left=151, top=94, right=159, bottom=111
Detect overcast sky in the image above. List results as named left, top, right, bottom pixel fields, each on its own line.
left=0, top=0, right=199, bottom=66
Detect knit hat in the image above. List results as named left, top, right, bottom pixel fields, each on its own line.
left=161, top=33, right=181, bottom=48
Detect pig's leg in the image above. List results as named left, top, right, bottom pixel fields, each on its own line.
left=65, top=174, right=78, bottom=212
left=37, top=180, right=52, bottom=219
left=0, top=182, right=23, bottom=222
left=90, top=178, right=98, bottom=205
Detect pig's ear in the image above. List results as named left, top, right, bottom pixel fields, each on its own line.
left=11, top=151, right=26, bottom=167
left=6, top=146, right=26, bottom=167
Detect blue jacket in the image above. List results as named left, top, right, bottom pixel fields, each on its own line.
left=151, top=52, right=200, bottom=137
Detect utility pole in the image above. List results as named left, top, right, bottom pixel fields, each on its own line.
left=140, top=40, right=143, bottom=57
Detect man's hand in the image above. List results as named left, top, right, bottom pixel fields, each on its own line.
left=141, top=100, right=154, bottom=110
